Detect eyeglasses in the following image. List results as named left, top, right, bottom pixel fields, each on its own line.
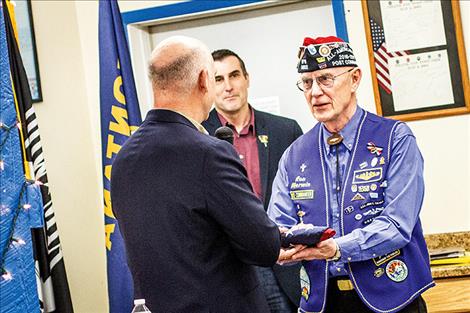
left=296, top=68, right=355, bottom=92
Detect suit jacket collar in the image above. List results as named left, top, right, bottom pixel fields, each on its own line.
left=204, top=109, right=223, bottom=133
left=146, top=109, right=198, bottom=131
left=253, top=110, right=270, bottom=205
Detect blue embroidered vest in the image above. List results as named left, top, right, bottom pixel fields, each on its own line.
left=285, top=111, right=434, bottom=313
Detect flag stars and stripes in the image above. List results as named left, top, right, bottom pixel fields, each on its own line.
left=369, top=18, right=409, bottom=94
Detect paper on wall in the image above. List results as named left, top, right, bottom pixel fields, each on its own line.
left=380, top=0, right=446, bottom=52
left=389, top=50, right=454, bottom=111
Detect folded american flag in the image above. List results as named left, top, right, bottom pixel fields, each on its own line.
left=281, top=224, right=336, bottom=248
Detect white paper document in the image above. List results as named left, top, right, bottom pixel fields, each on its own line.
left=380, top=0, right=446, bottom=52
left=249, top=96, right=280, bottom=115
left=389, top=50, right=454, bottom=111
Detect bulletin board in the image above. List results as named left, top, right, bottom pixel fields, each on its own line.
left=362, top=0, right=470, bottom=121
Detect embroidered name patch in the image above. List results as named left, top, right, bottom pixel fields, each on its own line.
left=360, top=200, right=385, bottom=210
left=290, top=190, right=315, bottom=200
left=363, top=207, right=384, bottom=216
left=373, top=249, right=401, bottom=266
left=353, top=168, right=383, bottom=184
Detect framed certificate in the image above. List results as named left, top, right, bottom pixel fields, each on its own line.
left=362, top=0, right=469, bottom=121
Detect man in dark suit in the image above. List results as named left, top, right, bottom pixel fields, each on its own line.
left=202, top=49, right=304, bottom=313
left=111, top=36, right=290, bottom=313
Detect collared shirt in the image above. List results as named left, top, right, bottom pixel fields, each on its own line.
left=321, top=106, right=361, bottom=276
left=217, top=108, right=262, bottom=199
left=268, top=106, right=425, bottom=277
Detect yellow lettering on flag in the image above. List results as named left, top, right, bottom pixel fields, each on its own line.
left=104, top=60, right=139, bottom=251
left=104, top=164, right=112, bottom=181
left=106, top=134, right=121, bottom=158
left=104, top=189, right=115, bottom=218
left=109, top=106, right=130, bottom=136
left=113, top=76, right=126, bottom=105
left=105, top=223, right=116, bottom=251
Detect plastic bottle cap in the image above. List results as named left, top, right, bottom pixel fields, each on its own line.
left=134, top=299, right=146, bottom=305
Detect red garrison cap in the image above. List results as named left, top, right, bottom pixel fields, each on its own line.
left=302, top=36, right=345, bottom=46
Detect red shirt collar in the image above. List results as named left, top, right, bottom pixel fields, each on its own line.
left=216, top=106, right=256, bottom=136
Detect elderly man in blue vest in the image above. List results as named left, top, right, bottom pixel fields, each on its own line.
left=268, top=36, right=434, bottom=313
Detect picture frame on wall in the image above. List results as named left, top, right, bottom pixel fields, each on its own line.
left=14, top=0, right=42, bottom=103
left=362, top=0, right=469, bottom=121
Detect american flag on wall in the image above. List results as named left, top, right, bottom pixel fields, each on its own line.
left=370, top=18, right=409, bottom=94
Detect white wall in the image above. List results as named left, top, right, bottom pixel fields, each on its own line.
left=30, top=1, right=107, bottom=312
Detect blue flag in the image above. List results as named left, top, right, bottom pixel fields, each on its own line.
left=1, top=2, right=44, bottom=312
left=99, top=1, right=142, bottom=312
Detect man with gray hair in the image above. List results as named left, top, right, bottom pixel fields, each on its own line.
left=268, top=36, right=433, bottom=313
left=111, top=36, right=287, bottom=312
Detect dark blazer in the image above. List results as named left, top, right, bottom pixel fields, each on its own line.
left=203, top=108, right=304, bottom=306
left=111, top=109, right=281, bottom=313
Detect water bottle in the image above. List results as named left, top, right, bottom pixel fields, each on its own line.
left=131, top=299, right=151, bottom=313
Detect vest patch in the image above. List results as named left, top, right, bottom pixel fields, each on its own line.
left=344, top=205, right=354, bottom=214
left=386, top=259, right=408, bottom=282
left=300, top=266, right=310, bottom=300
left=360, top=200, right=385, bottom=210
left=363, top=207, right=384, bottom=216
left=290, top=189, right=315, bottom=200
left=373, top=249, right=401, bottom=266
left=351, top=193, right=365, bottom=201
left=353, top=168, right=383, bottom=184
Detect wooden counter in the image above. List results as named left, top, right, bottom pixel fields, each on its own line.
left=422, top=276, right=470, bottom=313
left=422, top=232, right=470, bottom=313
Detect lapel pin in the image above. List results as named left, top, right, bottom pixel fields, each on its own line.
left=351, top=193, right=365, bottom=201
left=379, top=157, right=385, bottom=165
left=258, top=135, right=269, bottom=147
left=367, top=142, right=383, bottom=156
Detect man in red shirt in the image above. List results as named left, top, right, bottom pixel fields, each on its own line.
left=203, top=49, right=303, bottom=313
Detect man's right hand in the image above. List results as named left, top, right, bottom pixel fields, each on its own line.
left=277, top=244, right=306, bottom=265
left=290, top=238, right=338, bottom=261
